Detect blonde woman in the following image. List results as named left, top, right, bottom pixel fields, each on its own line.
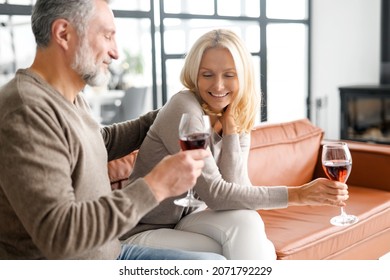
left=122, top=29, right=348, bottom=259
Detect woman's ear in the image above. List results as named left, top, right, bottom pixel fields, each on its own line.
left=51, top=18, right=73, bottom=50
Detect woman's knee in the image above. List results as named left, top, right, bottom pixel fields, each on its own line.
left=224, top=210, right=265, bottom=229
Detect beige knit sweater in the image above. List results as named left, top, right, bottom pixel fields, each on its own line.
left=0, top=69, right=158, bottom=259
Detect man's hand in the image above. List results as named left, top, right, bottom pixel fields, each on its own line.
left=144, top=149, right=211, bottom=202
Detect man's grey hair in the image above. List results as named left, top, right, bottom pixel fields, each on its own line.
left=31, top=0, right=109, bottom=48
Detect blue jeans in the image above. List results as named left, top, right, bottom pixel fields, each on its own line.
left=117, top=244, right=226, bottom=260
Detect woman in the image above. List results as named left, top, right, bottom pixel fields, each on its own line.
left=122, top=29, right=348, bottom=259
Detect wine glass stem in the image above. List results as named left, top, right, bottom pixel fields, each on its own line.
left=340, top=206, right=347, bottom=217
left=187, top=188, right=194, bottom=199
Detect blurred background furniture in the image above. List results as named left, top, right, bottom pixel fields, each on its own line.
left=340, top=85, right=390, bottom=144
left=84, top=88, right=124, bottom=123
left=101, top=86, right=147, bottom=125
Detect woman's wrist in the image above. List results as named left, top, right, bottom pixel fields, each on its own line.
left=287, top=186, right=301, bottom=206
left=222, top=121, right=238, bottom=135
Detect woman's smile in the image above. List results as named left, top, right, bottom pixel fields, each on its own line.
left=208, top=91, right=230, bottom=98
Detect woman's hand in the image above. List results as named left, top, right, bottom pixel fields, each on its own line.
left=287, top=178, right=349, bottom=207
left=219, top=105, right=238, bottom=135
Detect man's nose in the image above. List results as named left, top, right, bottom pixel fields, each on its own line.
left=109, top=40, right=119, bottom=60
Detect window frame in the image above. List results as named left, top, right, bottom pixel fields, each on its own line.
left=0, top=0, right=311, bottom=122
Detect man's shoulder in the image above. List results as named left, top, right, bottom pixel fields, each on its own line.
left=0, top=69, right=72, bottom=129
left=0, top=69, right=46, bottom=105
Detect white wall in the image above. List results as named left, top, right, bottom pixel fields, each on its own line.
left=311, top=0, right=381, bottom=139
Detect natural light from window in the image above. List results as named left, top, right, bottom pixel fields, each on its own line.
left=0, top=0, right=309, bottom=124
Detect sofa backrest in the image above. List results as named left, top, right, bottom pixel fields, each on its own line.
left=107, top=118, right=324, bottom=189
left=108, top=150, right=138, bottom=190
left=248, top=118, right=324, bottom=186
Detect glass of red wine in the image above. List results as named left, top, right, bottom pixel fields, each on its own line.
left=174, top=113, right=211, bottom=207
left=322, top=142, right=358, bottom=226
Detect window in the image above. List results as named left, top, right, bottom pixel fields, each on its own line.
left=160, top=0, right=310, bottom=123
left=0, top=0, right=310, bottom=124
left=0, top=14, right=34, bottom=86
left=161, top=18, right=261, bottom=102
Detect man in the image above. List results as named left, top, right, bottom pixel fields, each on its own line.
left=0, top=0, right=222, bottom=260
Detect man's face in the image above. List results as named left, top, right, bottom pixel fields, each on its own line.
left=71, top=0, right=118, bottom=87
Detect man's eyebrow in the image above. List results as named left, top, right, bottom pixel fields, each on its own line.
left=106, top=29, right=116, bottom=35
left=99, top=24, right=116, bottom=34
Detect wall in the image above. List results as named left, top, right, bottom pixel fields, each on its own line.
left=311, top=0, right=381, bottom=139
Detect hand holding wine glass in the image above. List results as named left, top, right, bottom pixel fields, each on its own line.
left=322, top=142, right=359, bottom=226
left=174, top=113, right=211, bottom=207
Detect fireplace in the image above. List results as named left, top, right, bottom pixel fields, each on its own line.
left=340, top=85, right=390, bottom=144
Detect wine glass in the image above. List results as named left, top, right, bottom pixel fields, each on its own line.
left=174, top=113, right=211, bottom=207
left=322, top=142, right=359, bottom=226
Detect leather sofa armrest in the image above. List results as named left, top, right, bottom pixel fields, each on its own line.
left=313, top=140, right=390, bottom=192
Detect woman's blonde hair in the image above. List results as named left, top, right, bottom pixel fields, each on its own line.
left=180, top=29, right=260, bottom=133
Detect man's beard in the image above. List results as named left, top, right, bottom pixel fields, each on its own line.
left=71, top=37, right=111, bottom=87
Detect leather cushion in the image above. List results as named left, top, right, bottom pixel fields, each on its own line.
left=108, top=150, right=138, bottom=190
left=259, top=185, right=390, bottom=259
left=248, top=118, right=324, bottom=186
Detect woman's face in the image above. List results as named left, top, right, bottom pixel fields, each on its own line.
left=197, top=47, right=239, bottom=114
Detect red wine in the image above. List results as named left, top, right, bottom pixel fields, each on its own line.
left=322, top=160, right=352, bottom=182
left=180, top=133, right=210, bottom=150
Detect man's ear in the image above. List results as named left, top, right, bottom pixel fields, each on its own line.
left=51, top=18, right=73, bottom=50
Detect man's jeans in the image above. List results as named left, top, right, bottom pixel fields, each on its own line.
left=117, top=244, right=225, bottom=260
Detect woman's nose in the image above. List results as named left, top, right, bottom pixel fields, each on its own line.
left=214, top=76, right=225, bottom=91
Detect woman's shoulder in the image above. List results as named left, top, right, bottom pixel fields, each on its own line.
left=162, top=90, right=202, bottom=112
left=169, top=89, right=198, bottom=104
left=154, top=90, right=204, bottom=128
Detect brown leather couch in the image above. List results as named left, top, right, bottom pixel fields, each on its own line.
left=108, top=118, right=390, bottom=259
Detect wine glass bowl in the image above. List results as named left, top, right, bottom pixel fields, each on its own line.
left=174, top=113, right=211, bottom=208
left=322, top=142, right=359, bottom=226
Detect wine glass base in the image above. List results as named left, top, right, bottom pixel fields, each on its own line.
left=174, top=197, right=205, bottom=208
left=330, top=214, right=359, bottom=226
